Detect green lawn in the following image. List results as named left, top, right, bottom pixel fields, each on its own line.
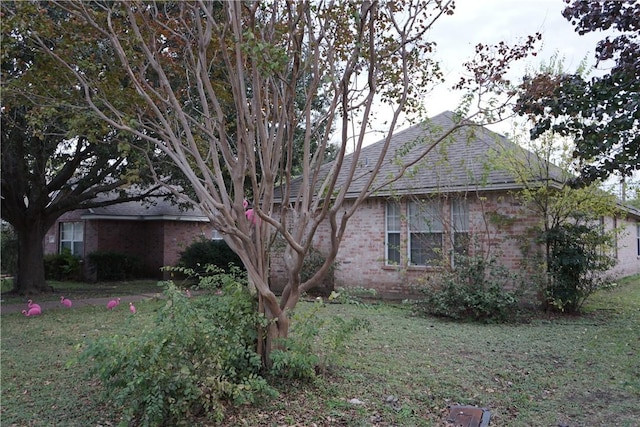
left=0, top=278, right=165, bottom=304
left=1, top=275, right=639, bottom=426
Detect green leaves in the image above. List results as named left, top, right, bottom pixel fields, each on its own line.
left=79, top=280, right=275, bottom=425
left=515, top=0, right=640, bottom=184
left=411, top=251, right=521, bottom=323
left=542, top=223, right=617, bottom=313
left=270, top=298, right=370, bottom=379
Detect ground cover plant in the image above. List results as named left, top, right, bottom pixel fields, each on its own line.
left=1, top=275, right=638, bottom=426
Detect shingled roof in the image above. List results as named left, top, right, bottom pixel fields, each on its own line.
left=279, top=110, right=566, bottom=201
left=77, top=196, right=208, bottom=221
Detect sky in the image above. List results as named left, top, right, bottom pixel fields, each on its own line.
left=393, top=0, right=612, bottom=135
left=353, top=0, right=635, bottom=190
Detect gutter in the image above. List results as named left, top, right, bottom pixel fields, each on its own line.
left=79, top=214, right=210, bottom=222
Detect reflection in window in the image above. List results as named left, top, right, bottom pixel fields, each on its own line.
left=408, top=200, right=443, bottom=266
left=452, top=198, right=469, bottom=261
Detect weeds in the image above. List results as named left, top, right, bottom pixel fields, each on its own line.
left=270, top=298, right=370, bottom=379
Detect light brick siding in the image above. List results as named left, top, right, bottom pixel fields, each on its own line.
left=281, top=193, right=639, bottom=298
left=302, top=193, right=542, bottom=298
left=610, top=216, right=640, bottom=278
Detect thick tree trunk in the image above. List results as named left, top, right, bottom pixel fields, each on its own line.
left=238, top=248, right=290, bottom=368
left=14, top=221, right=50, bottom=295
left=257, top=295, right=289, bottom=369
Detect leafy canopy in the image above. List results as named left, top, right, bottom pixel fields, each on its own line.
left=515, top=0, right=639, bottom=185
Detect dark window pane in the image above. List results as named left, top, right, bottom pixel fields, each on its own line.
left=454, top=232, right=469, bottom=256
left=410, top=232, right=442, bottom=265
left=387, top=232, right=401, bottom=264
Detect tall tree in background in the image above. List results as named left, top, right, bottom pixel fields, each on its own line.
left=37, top=0, right=537, bottom=363
left=515, top=0, right=639, bottom=185
left=1, top=2, right=166, bottom=295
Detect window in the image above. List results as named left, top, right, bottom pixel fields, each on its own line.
left=59, top=222, right=83, bottom=257
left=385, top=202, right=401, bottom=265
left=452, top=198, right=469, bottom=258
left=637, top=223, right=640, bottom=257
left=211, top=229, right=223, bottom=240
left=408, top=200, right=443, bottom=266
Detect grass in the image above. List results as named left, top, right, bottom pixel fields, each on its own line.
left=1, top=275, right=639, bottom=426
left=0, top=279, right=164, bottom=305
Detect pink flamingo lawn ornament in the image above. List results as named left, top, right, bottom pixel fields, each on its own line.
left=106, top=298, right=121, bottom=310
left=245, top=208, right=257, bottom=224
left=60, top=296, right=73, bottom=308
left=22, top=306, right=42, bottom=316
left=129, top=302, right=136, bottom=314
left=243, top=199, right=260, bottom=226
left=27, top=299, right=41, bottom=311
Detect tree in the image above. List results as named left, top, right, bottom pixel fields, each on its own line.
left=1, top=2, right=167, bottom=295
left=515, top=0, right=640, bottom=185
left=495, top=125, right=619, bottom=312
left=626, top=183, right=640, bottom=209
left=37, top=0, right=538, bottom=363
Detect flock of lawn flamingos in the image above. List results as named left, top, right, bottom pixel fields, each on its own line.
left=21, top=296, right=136, bottom=316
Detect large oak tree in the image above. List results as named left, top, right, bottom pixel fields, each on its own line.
left=1, top=2, right=167, bottom=295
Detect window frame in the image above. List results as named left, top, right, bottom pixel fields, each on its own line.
left=451, top=198, right=470, bottom=264
left=385, top=201, right=401, bottom=265
left=59, top=221, right=84, bottom=257
left=407, top=199, right=443, bottom=266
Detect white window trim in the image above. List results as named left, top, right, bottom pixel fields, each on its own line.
left=59, top=221, right=84, bottom=257
left=451, top=198, right=469, bottom=266
left=385, top=201, right=401, bottom=266
left=636, top=223, right=640, bottom=257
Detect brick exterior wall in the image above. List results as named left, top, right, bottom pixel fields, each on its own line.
left=45, top=212, right=215, bottom=280
left=271, top=192, right=639, bottom=299
left=310, top=193, right=543, bottom=298
left=46, top=196, right=638, bottom=290
left=610, top=215, right=640, bottom=278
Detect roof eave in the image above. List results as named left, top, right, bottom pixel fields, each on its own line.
left=79, top=214, right=210, bottom=222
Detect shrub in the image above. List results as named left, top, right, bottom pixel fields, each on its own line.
left=87, top=251, right=142, bottom=281
left=301, top=247, right=339, bottom=297
left=542, top=223, right=616, bottom=313
left=411, top=253, right=520, bottom=323
left=327, top=286, right=377, bottom=305
left=80, top=277, right=276, bottom=426
left=178, top=238, right=243, bottom=274
left=44, top=249, right=82, bottom=281
left=270, top=298, right=370, bottom=379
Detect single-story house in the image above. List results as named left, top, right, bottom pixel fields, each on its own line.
left=45, top=111, right=639, bottom=294
left=270, top=111, right=640, bottom=298
left=44, top=198, right=218, bottom=280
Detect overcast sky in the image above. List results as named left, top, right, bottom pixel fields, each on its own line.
left=352, top=0, right=614, bottom=146
left=423, top=0, right=608, bottom=126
